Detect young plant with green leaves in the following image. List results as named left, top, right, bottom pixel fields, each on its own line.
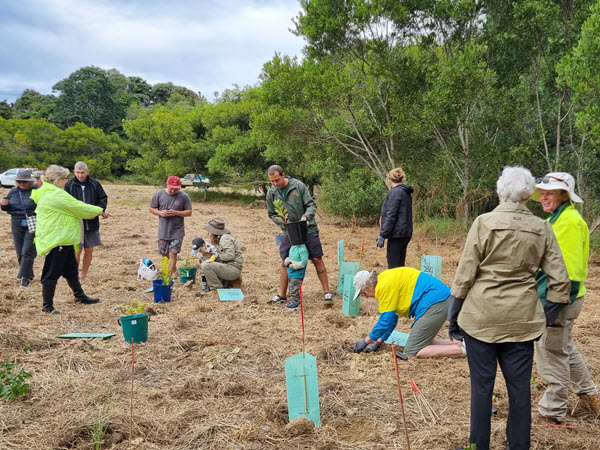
left=121, top=299, right=150, bottom=316
left=273, top=198, right=289, bottom=224
left=0, top=358, right=32, bottom=401
left=157, top=256, right=171, bottom=285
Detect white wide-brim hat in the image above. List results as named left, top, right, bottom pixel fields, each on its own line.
left=531, top=172, right=583, bottom=204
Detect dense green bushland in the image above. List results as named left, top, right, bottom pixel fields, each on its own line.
left=3, top=1, right=600, bottom=224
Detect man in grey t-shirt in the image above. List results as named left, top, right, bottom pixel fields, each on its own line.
left=149, top=176, right=193, bottom=280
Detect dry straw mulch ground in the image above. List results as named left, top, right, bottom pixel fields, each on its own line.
left=0, top=184, right=598, bottom=450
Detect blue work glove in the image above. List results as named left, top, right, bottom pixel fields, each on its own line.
left=352, top=339, right=369, bottom=353
left=364, top=341, right=382, bottom=353
left=376, top=236, right=385, bottom=248
left=448, top=321, right=463, bottom=342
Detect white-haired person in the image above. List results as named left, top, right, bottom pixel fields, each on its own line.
left=351, top=268, right=464, bottom=358
left=531, top=172, right=599, bottom=423
left=449, top=166, right=570, bottom=450
left=31, top=165, right=104, bottom=314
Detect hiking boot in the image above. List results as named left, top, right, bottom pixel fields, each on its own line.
left=324, top=292, right=334, bottom=302
left=531, top=411, right=562, bottom=425
left=42, top=306, right=61, bottom=315
left=285, top=300, right=300, bottom=310
left=267, top=294, right=286, bottom=305
left=67, top=276, right=100, bottom=304
left=20, top=278, right=30, bottom=288
left=579, top=393, right=600, bottom=415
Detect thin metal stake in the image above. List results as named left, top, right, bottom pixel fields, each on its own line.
left=392, top=345, right=411, bottom=450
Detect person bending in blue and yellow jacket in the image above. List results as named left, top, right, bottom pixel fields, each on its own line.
left=351, top=267, right=464, bottom=358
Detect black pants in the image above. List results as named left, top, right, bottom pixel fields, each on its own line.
left=463, top=332, right=534, bottom=450
left=386, top=236, right=411, bottom=269
left=11, top=217, right=36, bottom=280
left=41, top=246, right=79, bottom=286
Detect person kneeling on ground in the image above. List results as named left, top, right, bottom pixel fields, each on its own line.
left=282, top=242, right=309, bottom=310
left=351, top=268, right=465, bottom=358
left=200, top=219, right=243, bottom=292
left=31, top=165, right=104, bottom=314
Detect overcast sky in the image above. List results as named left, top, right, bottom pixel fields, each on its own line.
left=0, top=0, right=306, bottom=103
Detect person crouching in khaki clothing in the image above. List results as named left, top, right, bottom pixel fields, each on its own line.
left=200, top=219, right=243, bottom=292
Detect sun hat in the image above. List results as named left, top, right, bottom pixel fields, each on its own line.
left=353, top=270, right=374, bottom=301
left=15, top=169, right=34, bottom=181
left=203, top=218, right=230, bottom=235
left=191, top=237, right=205, bottom=255
left=531, top=172, right=583, bottom=204
left=166, top=176, right=181, bottom=189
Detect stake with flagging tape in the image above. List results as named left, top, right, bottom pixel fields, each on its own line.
left=284, top=284, right=321, bottom=426
left=392, top=345, right=411, bottom=450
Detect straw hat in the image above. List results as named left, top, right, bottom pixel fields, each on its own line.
left=203, top=218, right=229, bottom=235
left=531, top=172, right=583, bottom=204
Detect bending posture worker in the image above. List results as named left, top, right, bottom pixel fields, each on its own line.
left=266, top=165, right=333, bottom=304
left=532, top=172, right=599, bottom=423
left=351, top=267, right=464, bottom=358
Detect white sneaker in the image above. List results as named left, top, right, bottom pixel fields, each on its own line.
left=324, top=293, right=333, bottom=302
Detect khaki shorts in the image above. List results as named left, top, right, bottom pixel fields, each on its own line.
left=404, top=297, right=449, bottom=356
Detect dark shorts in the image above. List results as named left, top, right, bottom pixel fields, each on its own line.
left=80, top=230, right=102, bottom=248
left=279, top=231, right=324, bottom=260
left=158, top=238, right=182, bottom=255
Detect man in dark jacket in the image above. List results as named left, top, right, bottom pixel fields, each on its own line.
left=377, top=167, right=413, bottom=268
left=64, top=161, right=109, bottom=281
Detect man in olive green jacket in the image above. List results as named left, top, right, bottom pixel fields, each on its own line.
left=266, top=165, right=332, bottom=305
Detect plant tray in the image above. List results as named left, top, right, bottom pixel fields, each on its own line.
left=56, top=333, right=116, bottom=340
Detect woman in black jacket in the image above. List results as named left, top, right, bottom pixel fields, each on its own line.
left=377, top=167, right=413, bottom=269
left=0, top=169, right=38, bottom=287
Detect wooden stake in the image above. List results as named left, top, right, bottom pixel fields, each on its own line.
left=392, top=345, right=411, bottom=450
left=299, top=284, right=308, bottom=414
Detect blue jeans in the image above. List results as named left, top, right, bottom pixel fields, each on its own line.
left=11, top=216, right=36, bottom=280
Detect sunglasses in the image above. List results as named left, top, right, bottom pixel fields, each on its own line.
left=16, top=180, right=32, bottom=183
left=536, top=175, right=569, bottom=188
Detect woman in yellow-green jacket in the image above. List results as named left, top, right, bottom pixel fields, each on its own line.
left=31, top=165, right=103, bottom=314
left=532, top=172, right=599, bottom=423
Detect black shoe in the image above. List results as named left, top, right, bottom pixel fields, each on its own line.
left=42, top=307, right=61, bottom=315
left=74, top=295, right=100, bottom=304
left=20, top=278, right=30, bottom=288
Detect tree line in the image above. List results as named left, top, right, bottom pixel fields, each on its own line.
left=2, top=0, right=600, bottom=225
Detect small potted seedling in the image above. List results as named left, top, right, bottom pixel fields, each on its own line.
left=179, top=256, right=198, bottom=284
left=274, top=199, right=307, bottom=245
left=152, top=256, right=174, bottom=302
left=118, top=299, right=150, bottom=344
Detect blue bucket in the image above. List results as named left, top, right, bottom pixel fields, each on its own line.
left=152, top=279, right=174, bottom=303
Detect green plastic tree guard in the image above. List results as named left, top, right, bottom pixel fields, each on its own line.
left=342, top=274, right=361, bottom=316
left=217, top=289, right=244, bottom=301
left=285, top=352, right=321, bottom=426
left=421, top=255, right=442, bottom=280
left=337, top=240, right=344, bottom=266
left=384, top=330, right=410, bottom=346
left=337, top=261, right=360, bottom=294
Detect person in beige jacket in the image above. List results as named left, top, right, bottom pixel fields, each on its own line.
left=448, top=166, right=570, bottom=450
left=200, top=219, right=243, bottom=291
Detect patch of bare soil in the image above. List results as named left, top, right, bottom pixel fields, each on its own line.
left=0, top=184, right=598, bottom=449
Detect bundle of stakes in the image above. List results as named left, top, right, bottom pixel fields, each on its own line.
left=409, top=380, right=440, bottom=423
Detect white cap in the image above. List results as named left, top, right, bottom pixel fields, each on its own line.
left=353, top=270, right=373, bottom=301
left=532, top=172, right=583, bottom=204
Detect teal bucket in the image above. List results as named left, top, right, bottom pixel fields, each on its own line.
left=118, top=314, right=149, bottom=344
left=152, top=279, right=174, bottom=303
left=179, top=267, right=197, bottom=284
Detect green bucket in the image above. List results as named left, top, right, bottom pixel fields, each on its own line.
left=179, top=267, right=198, bottom=284
left=118, top=313, right=149, bottom=344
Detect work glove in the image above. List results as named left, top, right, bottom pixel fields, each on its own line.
left=284, top=258, right=291, bottom=268
left=352, top=339, right=369, bottom=353
left=448, top=321, right=463, bottom=342
left=376, top=236, right=385, bottom=248
left=364, top=341, right=382, bottom=353
left=544, top=300, right=566, bottom=326
left=447, top=295, right=464, bottom=322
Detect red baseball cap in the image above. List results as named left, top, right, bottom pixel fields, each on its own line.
left=167, top=176, right=181, bottom=189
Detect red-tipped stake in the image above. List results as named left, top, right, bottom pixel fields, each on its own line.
left=299, top=284, right=309, bottom=413
left=392, top=345, right=411, bottom=450
left=361, top=228, right=368, bottom=254
left=129, top=338, right=135, bottom=448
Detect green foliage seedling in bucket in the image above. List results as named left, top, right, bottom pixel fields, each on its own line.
left=179, top=257, right=198, bottom=284
left=118, top=299, right=149, bottom=343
